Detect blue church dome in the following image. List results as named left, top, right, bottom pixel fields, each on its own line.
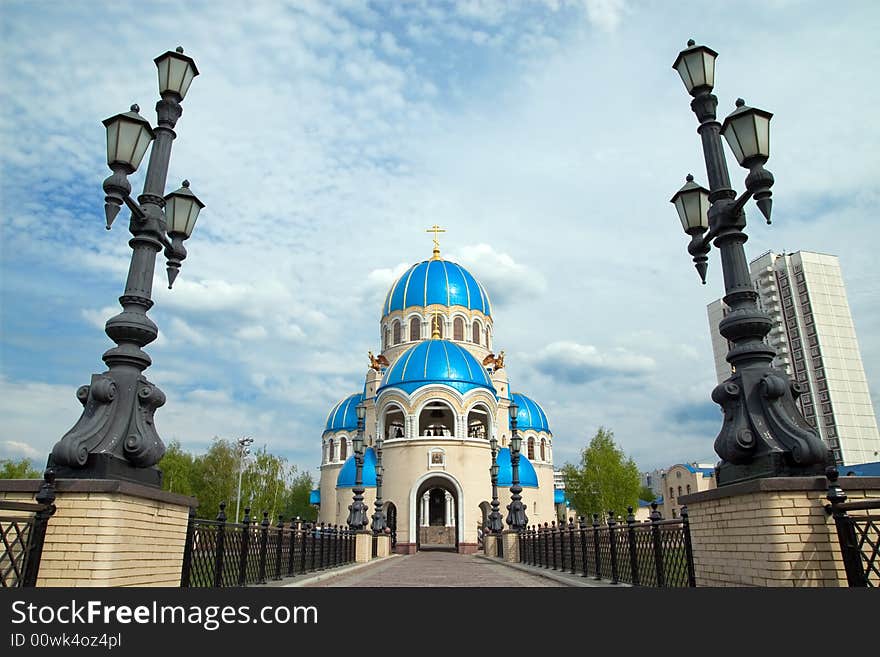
left=377, top=339, right=495, bottom=396
left=509, top=392, right=550, bottom=434
left=383, top=259, right=492, bottom=317
left=324, top=392, right=365, bottom=433
left=496, top=447, right=539, bottom=488
left=336, top=447, right=377, bottom=488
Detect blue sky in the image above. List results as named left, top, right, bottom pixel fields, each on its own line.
left=1, top=1, right=878, bottom=481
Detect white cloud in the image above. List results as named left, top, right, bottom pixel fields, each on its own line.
left=451, top=243, right=547, bottom=306
left=1, top=1, right=878, bottom=478
left=2, top=440, right=41, bottom=459
left=583, top=0, right=627, bottom=32
left=527, top=340, right=655, bottom=384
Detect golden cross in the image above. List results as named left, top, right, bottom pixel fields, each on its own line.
left=426, top=224, right=446, bottom=259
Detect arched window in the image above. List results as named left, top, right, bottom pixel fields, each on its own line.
left=485, top=327, right=490, bottom=348
left=453, top=317, right=464, bottom=341
left=670, top=487, right=674, bottom=499
left=328, top=438, right=335, bottom=462
left=339, top=438, right=347, bottom=461
left=472, top=321, right=480, bottom=343
left=527, top=437, right=535, bottom=460
left=540, top=439, right=546, bottom=461
left=393, top=320, right=401, bottom=345
left=384, top=327, right=390, bottom=351
left=409, top=317, right=421, bottom=341
left=678, top=486, right=682, bottom=497
left=686, top=484, right=691, bottom=494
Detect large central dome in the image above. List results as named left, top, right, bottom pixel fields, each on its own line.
left=377, top=338, right=495, bottom=396
left=382, top=258, right=492, bottom=318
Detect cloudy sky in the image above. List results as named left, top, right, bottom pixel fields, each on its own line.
left=1, top=1, right=878, bottom=482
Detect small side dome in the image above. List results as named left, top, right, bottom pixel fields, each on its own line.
left=325, top=392, right=365, bottom=432
left=378, top=339, right=495, bottom=396
left=496, top=447, right=539, bottom=488
left=336, top=448, right=377, bottom=488
left=509, top=392, right=550, bottom=434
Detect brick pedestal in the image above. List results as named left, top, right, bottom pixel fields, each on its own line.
left=680, top=475, right=880, bottom=587
left=374, top=534, right=391, bottom=558
left=354, top=530, right=373, bottom=563
left=0, top=478, right=194, bottom=587
left=501, top=530, right=519, bottom=563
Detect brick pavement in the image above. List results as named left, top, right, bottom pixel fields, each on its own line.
left=301, top=550, right=567, bottom=587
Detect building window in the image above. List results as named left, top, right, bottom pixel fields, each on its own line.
left=670, top=487, right=674, bottom=499
left=392, top=320, right=401, bottom=345
left=472, top=321, right=480, bottom=343
left=527, top=437, right=535, bottom=460
left=328, top=439, right=335, bottom=462
left=676, top=471, right=681, bottom=478
left=410, top=317, right=421, bottom=341
left=383, top=327, right=390, bottom=351
left=686, top=484, right=691, bottom=494
left=453, top=317, right=464, bottom=341
left=540, top=439, right=546, bottom=461
left=339, top=438, right=347, bottom=461
left=678, top=486, right=682, bottom=497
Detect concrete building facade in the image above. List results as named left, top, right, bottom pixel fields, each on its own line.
left=708, top=250, right=880, bottom=466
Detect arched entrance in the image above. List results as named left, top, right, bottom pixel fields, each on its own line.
left=411, top=473, right=462, bottom=552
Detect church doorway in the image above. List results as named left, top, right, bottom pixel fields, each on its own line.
left=415, top=476, right=459, bottom=552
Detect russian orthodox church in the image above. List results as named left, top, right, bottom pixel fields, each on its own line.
left=315, top=231, right=555, bottom=553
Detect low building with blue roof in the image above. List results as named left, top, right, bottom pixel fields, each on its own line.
left=661, top=462, right=717, bottom=519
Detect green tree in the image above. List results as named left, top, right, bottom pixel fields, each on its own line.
left=190, top=437, right=239, bottom=521
left=0, top=458, right=41, bottom=479
left=239, top=446, right=288, bottom=522
left=158, top=440, right=196, bottom=496
left=562, top=427, right=641, bottom=520
left=280, top=471, right=318, bottom=522
left=639, top=485, right=658, bottom=503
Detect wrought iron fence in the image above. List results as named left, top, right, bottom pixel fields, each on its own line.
left=0, top=470, right=57, bottom=588
left=825, top=468, right=880, bottom=587
left=518, top=503, right=696, bottom=587
left=181, top=503, right=355, bottom=587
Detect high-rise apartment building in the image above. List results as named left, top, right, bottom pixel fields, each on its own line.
left=707, top=251, right=880, bottom=466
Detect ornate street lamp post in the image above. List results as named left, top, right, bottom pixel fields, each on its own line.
left=371, top=435, right=387, bottom=534
left=235, top=436, right=254, bottom=523
left=487, top=436, right=504, bottom=534
left=670, top=40, right=830, bottom=486
left=347, top=403, right=369, bottom=530
left=49, top=47, right=204, bottom=487
left=505, top=403, right=528, bottom=531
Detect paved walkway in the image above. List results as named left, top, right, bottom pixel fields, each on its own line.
left=300, top=551, right=567, bottom=587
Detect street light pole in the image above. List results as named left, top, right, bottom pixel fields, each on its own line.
left=371, top=435, right=387, bottom=534
left=49, top=47, right=204, bottom=487
left=235, top=436, right=254, bottom=523
left=670, top=40, right=830, bottom=486
left=505, top=403, right=528, bottom=531
left=347, top=403, right=369, bottom=530
left=487, top=435, right=504, bottom=534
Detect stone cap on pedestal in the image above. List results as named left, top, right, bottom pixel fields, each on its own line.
left=680, top=475, right=880, bottom=505
left=0, top=478, right=197, bottom=509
